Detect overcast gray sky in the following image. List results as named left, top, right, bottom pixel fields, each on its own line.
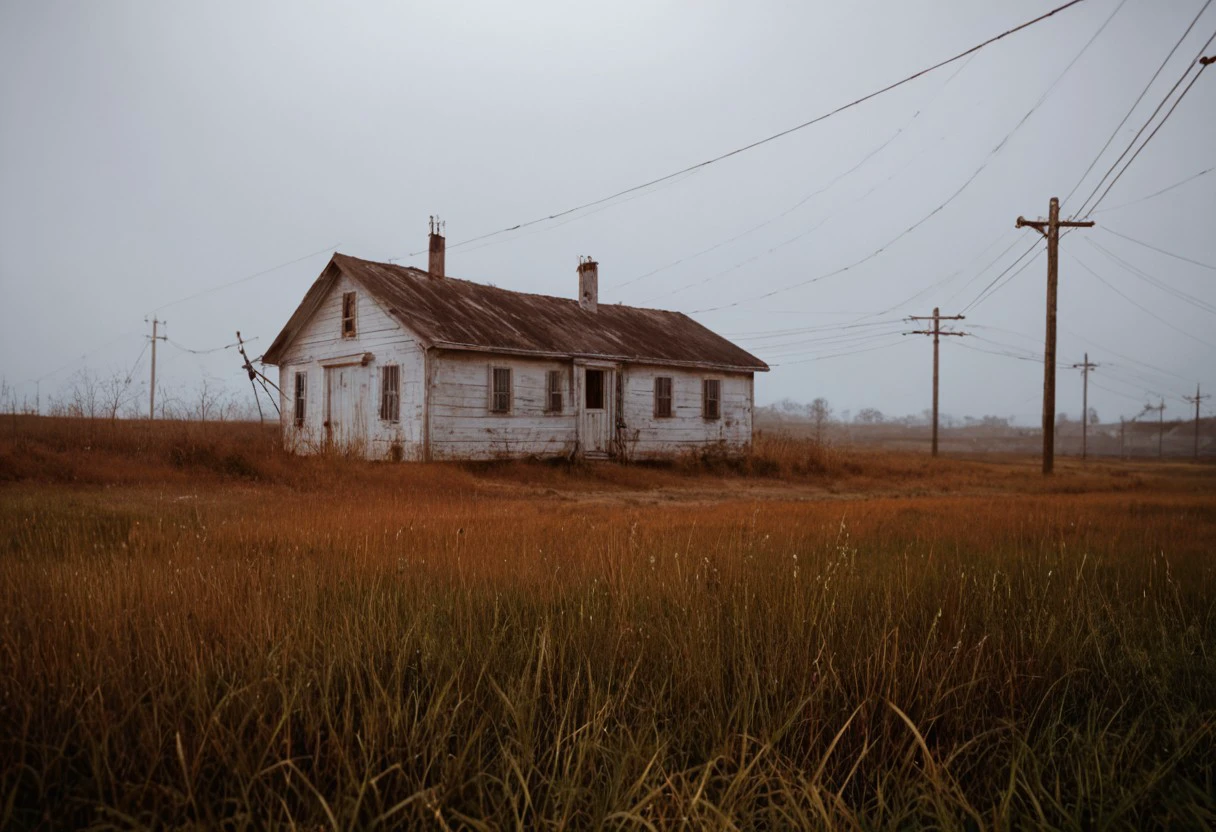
left=2, top=0, right=1213, bottom=423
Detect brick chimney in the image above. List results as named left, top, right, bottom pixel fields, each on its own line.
left=577, top=256, right=598, bottom=313
left=428, top=215, right=445, bottom=278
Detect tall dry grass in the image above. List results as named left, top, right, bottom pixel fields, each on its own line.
left=0, top=418, right=1214, bottom=828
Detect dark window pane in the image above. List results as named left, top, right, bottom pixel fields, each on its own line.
left=585, top=369, right=604, bottom=409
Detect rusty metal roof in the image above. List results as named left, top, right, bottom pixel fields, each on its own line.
left=263, top=253, right=769, bottom=372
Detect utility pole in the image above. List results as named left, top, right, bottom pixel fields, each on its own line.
left=146, top=317, right=167, bottom=420
left=235, top=331, right=265, bottom=424
left=1072, top=353, right=1098, bottom=460
left=907, top=307, right=967, bottom=457
left=1016, top=197, right=1094, bottom=475
left=1149, top=399, right=1166, bottom=458
left=1183, top=385, right=1210, bottom=461
left=1120, top=416, right=1126, bottom=459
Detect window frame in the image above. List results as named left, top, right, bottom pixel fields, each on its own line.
left=490, top=366, right=513, bottom=414
left=341, top=291, right=357, bottom=339
left=293, top=371, right=307, bottom=428
left=379, top=364, right=400, bottom=423
left=702, top=378, right=721, bottom=420
left=654, top=376, right=673, bottom=419
left=545, top=369, right=563, bottom=414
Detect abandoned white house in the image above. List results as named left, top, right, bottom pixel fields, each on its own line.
left=262, top=230, right=768, bottom=460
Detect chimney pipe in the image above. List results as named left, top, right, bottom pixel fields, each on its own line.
left=428, top=215, right=445, bottom=278
left=577, top=256, right=598, bottom=313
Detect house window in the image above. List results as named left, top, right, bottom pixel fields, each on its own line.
left=491, top=367, right=512, bottom=413
left=546, top=370, right=563, bottom=413
left=702, top=379, right=721, bottom=420
left=341, top=292, right=357, bottom=338
left=654, top=376, right=673, bottom=418
left=585, top=369, right=605, bottom=410
left=380, top=365, right=400, bottom=422
left=293, top=371, right=307, bottom=427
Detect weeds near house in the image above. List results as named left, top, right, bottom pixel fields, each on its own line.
left=0, top=418, right=1214, bottom=827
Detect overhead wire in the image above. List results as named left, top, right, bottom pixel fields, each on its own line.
left=1084, top=238, right=1216, bottom=315
left=612, top=54, right=977, bottom=293
left=1061, top=0, right=1212, bottom=210
left=689, top=0, right=1118, bottom=316
left=1064, top=249, right=1216, bottom=350
left=1071, top=25, right=1216, bottom=217
left=1093, top=165, right=1212, bottom=213
left=959, top=241, right=1045, bottom=313
left=1080, top=50, right=1214, bottom=215
left=149, top=243, right=340, bottom=315
left=389, top=0, right=1093, bottom=261
left=1100, top=226, right=1216, bottom=271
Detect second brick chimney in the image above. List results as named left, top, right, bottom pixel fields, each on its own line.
left=577, top=256, right=598, bottom=313
left=428, top=216, right=445, bottom=278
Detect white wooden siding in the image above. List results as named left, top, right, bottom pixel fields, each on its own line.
left=276, top=273, right=426, bottom=458
left=428, top=352, right=577, bottom=460
left=618, top=365, right=753, bottom=458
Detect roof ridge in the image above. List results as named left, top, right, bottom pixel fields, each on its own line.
left=332, top=251, right=690, bottom=317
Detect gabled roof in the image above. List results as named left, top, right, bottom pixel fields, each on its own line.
left=262, top=253, right=768, bottom=372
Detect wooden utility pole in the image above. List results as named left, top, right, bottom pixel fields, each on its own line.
left=147, top=317, right=167, bottom=420
left=1183, top=385, right=1210, bottom=461
left=235, top=331, right=265, bottom=424
left=1072, top=353, right=1098, bottom=460
left=1016, top=197, right=1094, bottom=475
left=1149, top=399, right=1166, bottom=458
left=907, top=307, right=967, bottom=457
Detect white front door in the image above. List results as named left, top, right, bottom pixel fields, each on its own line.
left=325, top=366, right=366, bottom=450
left=581, top=367, right=614, bottom=456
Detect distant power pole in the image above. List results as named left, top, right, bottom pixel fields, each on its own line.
left=1183, top=385, right=1210, bottom=461
left=1016, top=197, right=1094, bottom=474
left=1072, top=353, right=1098, bottom=460
left=907, top=307, right=967, bottom=457
left=146, top=317, right=167, bottom=420
left=1149, top=399, right=1166, bottom=458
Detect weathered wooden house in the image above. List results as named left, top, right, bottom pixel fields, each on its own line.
left=262, top=228, right=768, bottom=460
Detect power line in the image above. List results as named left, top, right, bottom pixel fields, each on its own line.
left=1072, top=26, right=1216, bottom=217
left=1085, top=238, right=1216, bottom=315
left=1062, top=0, right=1213, bottom=210
left=165, top=336, right=255, bottom=355
left=390, top=0, right=1092, bottom=261
left=149, top=243, right=340, bottom=315
left=960, top=241, right=1045, bottom=313
left=690, top=0, right=1114, bottom=316
left=612, top=55, right=977, bottom=292
left=1065, top=249, right=1216, bottom=350
left=1081, top=51, right=1214, bottom=215
left=1100, top=226, right=1216, bottom=271
left=1093, top=166, right=1213, bottom=214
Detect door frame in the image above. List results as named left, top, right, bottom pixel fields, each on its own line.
left=575, top=360, right=619, bottom=458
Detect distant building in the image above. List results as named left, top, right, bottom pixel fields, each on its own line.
left=262, top=224, right=768, bottom=460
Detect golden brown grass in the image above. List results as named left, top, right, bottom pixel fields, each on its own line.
left=1, top=417, right=1214, bottom=828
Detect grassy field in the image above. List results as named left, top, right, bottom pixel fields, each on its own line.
left=1, top=417, right=1214, bottom=829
